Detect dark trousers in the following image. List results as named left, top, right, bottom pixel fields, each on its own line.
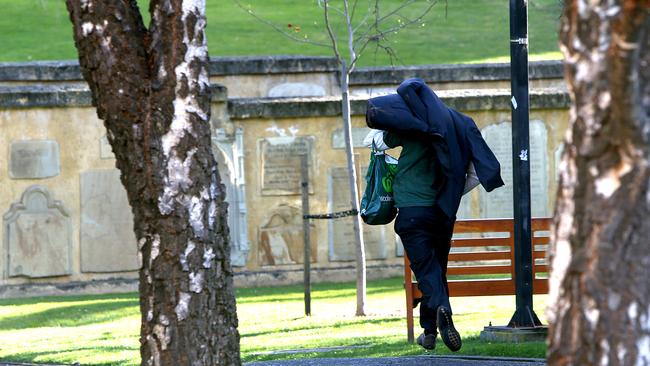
left=395, top=206, right=455, bottom=332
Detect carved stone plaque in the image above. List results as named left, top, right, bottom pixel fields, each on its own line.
left=268, top=82, right=326, bottom=98
left=328, top=166, right=389, bottom=261
left=9, top=140, right=60, bottom=179
left=331, top=127, right=372, bottom=149
left=80, top=170, right=139, bottom=272
left=3, top=186, right=71, bottom=278
left=259, top=136, right=315, bottom=195
left=258, top=204, right=317, bottom=266
left=480, top=120, right=549, bottom=218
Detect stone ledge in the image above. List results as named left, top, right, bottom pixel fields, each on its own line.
left=228, top=88, right=570, bottom=120
left=1, top=85, right=568, bottom=113
left=0, top=56, right=339, bottom=81
left=0, top=58, right=562, bottom=82
left=0, top=60, right=82, bottom=81
left=208, top=55, right=339, bottom=75
left=0, top=84, right=228, bottom=108
left=0, top=85, right=92, bottom=108
left=350, top=60, right=564, bottom=85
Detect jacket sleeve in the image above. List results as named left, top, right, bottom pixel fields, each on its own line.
left=466, top=124, right=505, bottom=192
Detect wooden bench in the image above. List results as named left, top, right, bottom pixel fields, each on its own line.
left=403, top=217, right=551, bottom=342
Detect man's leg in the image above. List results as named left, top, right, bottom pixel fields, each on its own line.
left=419, top=298, right=438, bottom=332
left=395, top=207, right=449, bottom=339
left=429, top=206, right=461, bottom=351
left=431, top=205, right=455, bottom=311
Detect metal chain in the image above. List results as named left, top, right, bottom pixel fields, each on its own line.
left=303, top=209, right=358, bottom=220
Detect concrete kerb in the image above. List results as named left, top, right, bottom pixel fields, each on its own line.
left=0, top=363, right=73, bottom=366
left=0, top=355, right=547, bottom=366
left=245, top=355, right=546, bottom=366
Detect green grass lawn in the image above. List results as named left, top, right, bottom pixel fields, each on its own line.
left=0, top=0, right=562, bottom=65
left=0, top=277, right=547, bottom=365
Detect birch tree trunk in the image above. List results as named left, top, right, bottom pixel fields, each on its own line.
left=66, top=1, right=240, bottom=365
left=547, top=2, right=649, bottom=365
left=340, top=62, right=367, bottom=316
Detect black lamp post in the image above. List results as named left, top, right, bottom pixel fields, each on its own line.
left=508, top=0, right=542, bottom=328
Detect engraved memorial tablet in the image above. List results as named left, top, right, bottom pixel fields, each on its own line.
left=3, top=186, right=71, bottom=278
left=9, top=140, right=60, bottom=179
left=259, top=136, right=315, bottom=195
left=480, top=120, right=549, bottom=218
left=258, top=204, right=317, bottom=266
left=80, top=170, right=139, bottom=272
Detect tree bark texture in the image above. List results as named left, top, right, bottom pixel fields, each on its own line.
left=66, top=1, right=240, bottom=365
left=548, top=2, right=649, bottom=365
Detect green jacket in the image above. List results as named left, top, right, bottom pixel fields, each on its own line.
left=383, top=131, right=439, bottom=207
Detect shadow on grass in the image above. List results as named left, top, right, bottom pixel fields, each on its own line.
left=237, top=280, right=403, bottom=304
left=0, top=298, right=139, bottom=330
left=0, top=344, right=138, bottom=366
left=243, top=334, right=546, bottom=363
left=242, top=336, right=421, bottom=363
left=241, top=316, right=402, bottom=339
left=0, top=292, right=138, bottom=307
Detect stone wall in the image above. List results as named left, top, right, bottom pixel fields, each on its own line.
left=0, top=55, right=565, bottom=97
left=0, top=57, right=569, bottom=298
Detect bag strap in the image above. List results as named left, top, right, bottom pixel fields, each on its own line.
left=371, top=140, right=384, bottom=156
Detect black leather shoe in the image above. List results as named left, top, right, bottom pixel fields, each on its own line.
left=416, top=332, right=436, bottom=350
left=436, top=306, right=462, bottom=352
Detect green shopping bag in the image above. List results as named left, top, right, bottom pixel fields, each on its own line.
left=360, top=144, right=398, bottom=225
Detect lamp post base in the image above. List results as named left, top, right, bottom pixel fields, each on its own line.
left=480, top=325, right=548, bottom=343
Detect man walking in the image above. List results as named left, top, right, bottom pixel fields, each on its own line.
left=366, top=79, right=504, bottom=351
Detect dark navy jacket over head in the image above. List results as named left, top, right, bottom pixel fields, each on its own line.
left=365, top=78, right=504, bottom=218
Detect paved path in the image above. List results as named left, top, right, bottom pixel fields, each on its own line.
left=1, top=355, right=546, bottom=366
left=246, top=355, right=546, bottom=366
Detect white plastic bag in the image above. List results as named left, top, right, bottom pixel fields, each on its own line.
left=362, top=129, right=389, bottom=151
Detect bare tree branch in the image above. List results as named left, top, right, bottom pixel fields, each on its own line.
left=317, top=0, right=346, bottom=17
left=233, top=0, right=330, bottom=48
left=354, top=0, right=438, bottom=52
left=375, top=42, right=403, bottom=68
left=323, top=0, right=342, bottom=62
left=343, top=0, right=357, bottom=72
left=377, top=0, right=418, bottom=24
left=352, top=12, right=371, bottom=34
left=349, top=0, right=361, bottom=23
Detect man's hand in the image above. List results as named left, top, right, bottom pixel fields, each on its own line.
left=362, top=129, right=390, bottom=150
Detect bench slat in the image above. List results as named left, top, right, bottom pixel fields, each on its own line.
left=454, top=219, right=514, bottom=232
left=448, top=279, right=514, bottom=297
left=533, top=250, right=547, bottom=259
left=532, top=237, right=550, bottom=245
left=451, top=237, right=513, bottom=248
left=447, top=265, right=512, bottom=275
left=534, top=264, right=548, bottom=272
left=449, top=251, right=511, bottom=261
left=532, top=218, right=552, bottom=230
